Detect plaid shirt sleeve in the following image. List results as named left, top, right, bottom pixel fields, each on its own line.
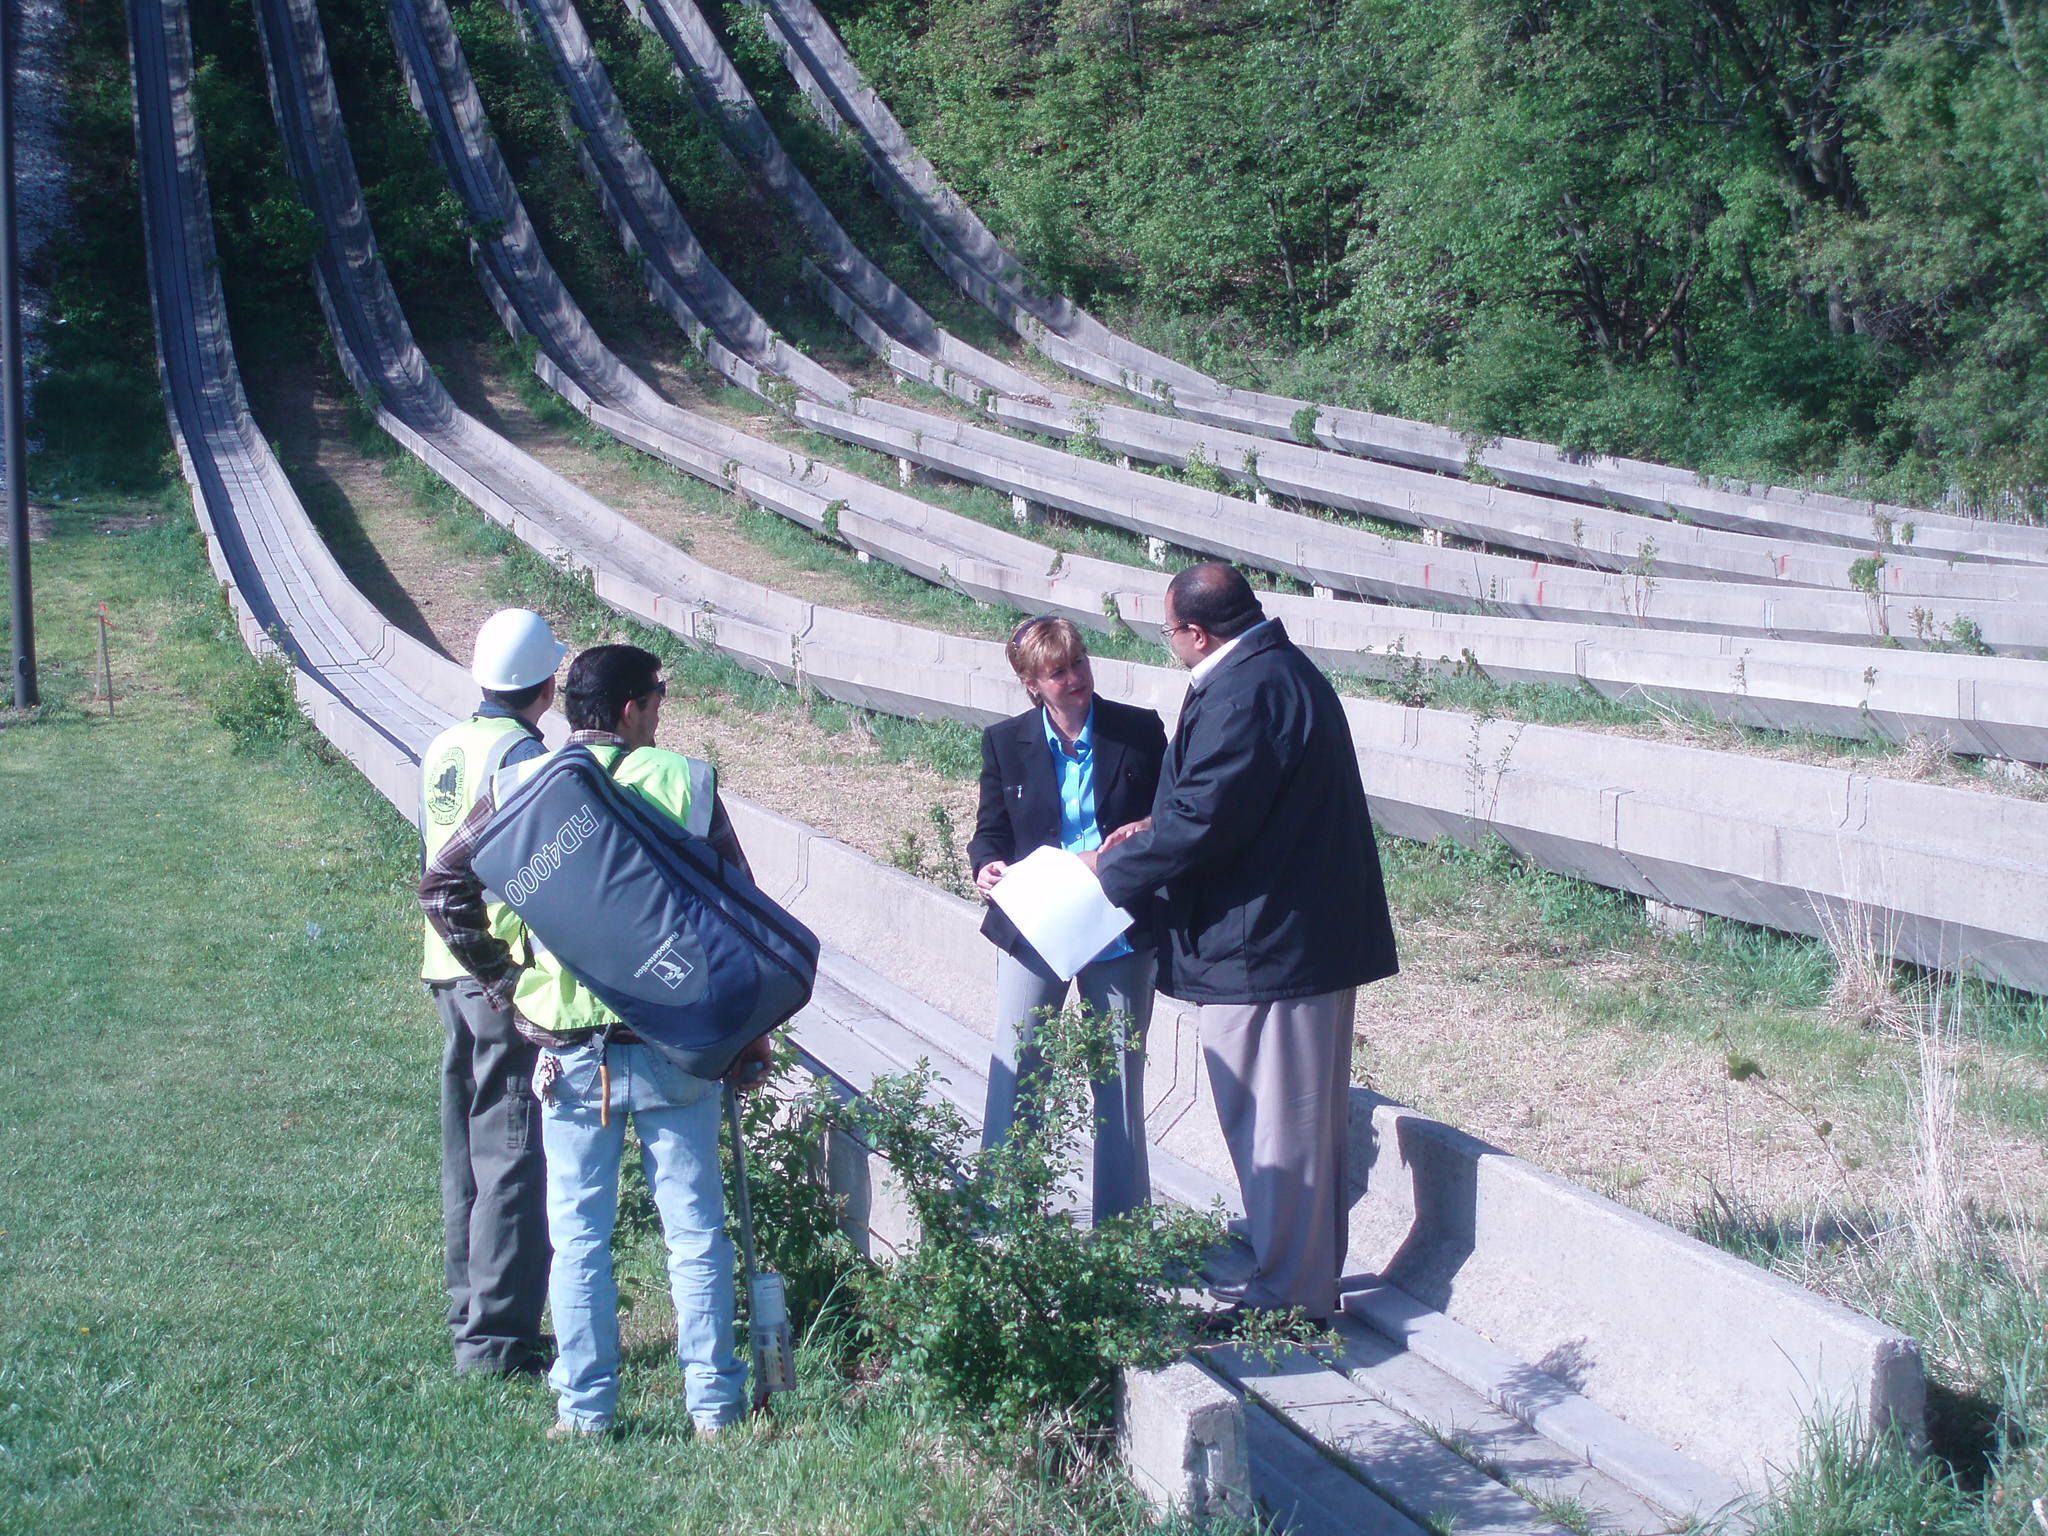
left=418, top=784, right=520, bottom=1010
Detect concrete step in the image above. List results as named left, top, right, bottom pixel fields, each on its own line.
left=1211, top=1345, right=1580, bottom=1535
left=1241, top=1395, right=1432, bottom=1536
left=1346, top=1283, right=1756, bottom=1532
left=1333, top=1316, right=1679, bottom=1535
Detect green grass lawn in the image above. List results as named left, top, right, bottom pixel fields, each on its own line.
left=0, top=508, right=1179, bottom=1535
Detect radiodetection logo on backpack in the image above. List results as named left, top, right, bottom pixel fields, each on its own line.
left=503, top=805, right=600, bottom=905
left=634, top=932, right=697, bottom=991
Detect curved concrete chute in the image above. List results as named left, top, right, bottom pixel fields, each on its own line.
left=747, top=0, right=2048, bottom=569
left=386, top=0, right=823, bottom=413
left=817, top=396, right=2048, bottom=654
left=131, top=0, right=452, bottom=808
left=257, top=0, right=1120, bottom=633
left=449, top=0, right=2048, bottom=652
left=612, top=0, right=2048, bottom=603
left=982, top=394, right=2036, bottom=603
left=361, top=0, right=2048, bottom=757
left=259, top=0, right=2048, bottom=991
left=498, top=0, right=858, bottom=404
left=287, top=0, right=2048, bottom=765
left=740, top=0, right=1219, bottom=401
left=610, top=0, right=1041, bottom=404
left=137, top=5, right=1935, bottom=1507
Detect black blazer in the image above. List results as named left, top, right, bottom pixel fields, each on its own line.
left=967, top=696, right=1168, bottom=962
left=1096, top=621, right=1398, bottom=1004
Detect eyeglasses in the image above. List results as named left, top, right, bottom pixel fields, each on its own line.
left=1159, top=621, right=1195, bottom=639
left=641, top=679, right=667, bottom=703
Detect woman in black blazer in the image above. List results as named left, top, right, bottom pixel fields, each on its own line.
left=966, top=616, right=1167, bottom=1222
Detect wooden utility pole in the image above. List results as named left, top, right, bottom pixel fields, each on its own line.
left=1, top=0, right=35, bottom=710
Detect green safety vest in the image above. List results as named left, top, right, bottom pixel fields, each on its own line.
left=493, top=743, right=717, bottom=1037
left=420, top=713, right=543, bottom=982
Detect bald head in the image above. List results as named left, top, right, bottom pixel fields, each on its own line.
left=1166, top=561, right=1264, bottom=641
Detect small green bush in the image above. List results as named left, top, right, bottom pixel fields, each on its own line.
left=835, top=1004, right=1290, bottom=1439
left=885, top=802, right=974, bottom=897
left=212, top=644, right=307, bottom=753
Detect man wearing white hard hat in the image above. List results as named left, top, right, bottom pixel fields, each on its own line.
left=419, top=609, right=566, bottom=1376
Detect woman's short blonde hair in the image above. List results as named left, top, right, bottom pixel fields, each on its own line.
left=1006, top=614, right=1088, bottom=695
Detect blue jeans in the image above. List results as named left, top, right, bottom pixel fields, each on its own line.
left=537, top=1039, right=745, bottom=1431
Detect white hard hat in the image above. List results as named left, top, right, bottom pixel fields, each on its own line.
left=471, top=609, right=566, bottom=691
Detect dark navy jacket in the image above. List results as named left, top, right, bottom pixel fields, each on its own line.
left=1097, top=621, right=1398, bottom=1004
left=967, top=697, right=1168, bottom=964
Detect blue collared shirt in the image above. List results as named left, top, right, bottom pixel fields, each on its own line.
left=1043, top=703, right=1132, bottom=963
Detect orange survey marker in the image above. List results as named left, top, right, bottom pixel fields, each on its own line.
left=93, top=602, right=114, bottom=716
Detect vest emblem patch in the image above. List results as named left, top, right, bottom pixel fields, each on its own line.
left=426, top=746, right=467, bottom=826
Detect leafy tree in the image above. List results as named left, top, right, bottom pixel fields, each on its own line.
left=822, top=0, right=2046, bottom=508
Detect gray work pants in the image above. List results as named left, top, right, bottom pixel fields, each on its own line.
left=1201, top=988, right=1358, bottom=1320
left=434, top=977, right=550, bottom=1373
left=982, top=945, right=1155, bottom=1223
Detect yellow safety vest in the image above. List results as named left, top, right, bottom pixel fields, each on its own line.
left=420, top=713, right=542, bottom=981
left=492, top=743, right=716, bottom=1036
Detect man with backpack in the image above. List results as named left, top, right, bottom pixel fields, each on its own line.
left=421, top=644, right=770, bottom=1439
left=420, top=609, right=564, bottom=1379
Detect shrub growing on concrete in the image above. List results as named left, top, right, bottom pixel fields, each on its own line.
left=836, top=1004, right=1250, bottom=1438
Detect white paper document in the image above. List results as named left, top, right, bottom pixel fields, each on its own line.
left=986, top=845, right=1134, bottom=981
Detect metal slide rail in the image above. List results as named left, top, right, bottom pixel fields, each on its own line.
left=749, top=0, right=2048, bottom=566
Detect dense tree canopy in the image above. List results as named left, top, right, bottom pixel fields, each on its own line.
left=823, top=0, right=2048, bottom=509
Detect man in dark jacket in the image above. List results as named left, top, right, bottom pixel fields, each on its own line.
left=1086, top=562, right=1397, bottom=1321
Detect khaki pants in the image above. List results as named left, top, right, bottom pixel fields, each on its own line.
left=1201, top=988, right=1357, bottom=1319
